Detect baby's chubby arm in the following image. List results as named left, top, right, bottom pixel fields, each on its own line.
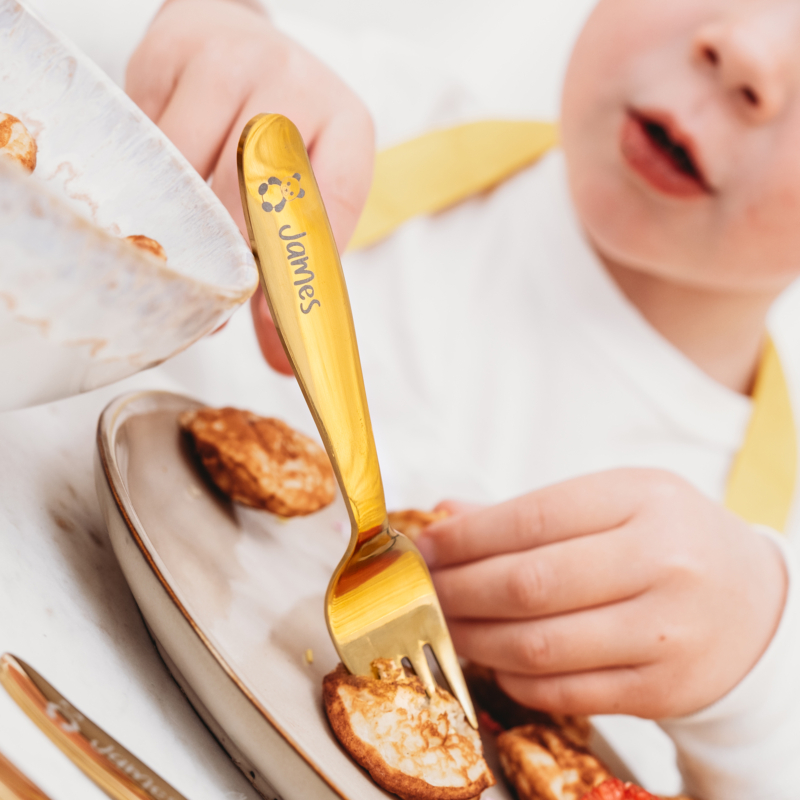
left=418, top=469, right=786, bottom=720
left=126, top=0, right=375, bottom=372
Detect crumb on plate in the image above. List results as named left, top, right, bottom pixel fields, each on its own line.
left=0, top=113, right=36, bottom=172
left=125, top=234, right=167, bottom=261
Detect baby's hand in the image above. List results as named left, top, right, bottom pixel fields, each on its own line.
left=418, top=470, right=787, bottom=718
left=126, top=0, right=375, bottom=372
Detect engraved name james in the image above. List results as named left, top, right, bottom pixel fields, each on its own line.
left=279, top=224, right=320, bottom=314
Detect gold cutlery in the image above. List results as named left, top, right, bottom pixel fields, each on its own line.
left=0, top=749, right=51, bottom=800
left=0, top=654, right=190, bottom=800
left=237, top=114, right=476, bottom=727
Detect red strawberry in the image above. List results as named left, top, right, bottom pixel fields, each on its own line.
left=478, top=710, right=505, bottom=736
left=582, top=778, right=658, bottom=800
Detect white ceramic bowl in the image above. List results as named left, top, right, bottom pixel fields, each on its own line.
left=0, top=0, right=258, bottom=411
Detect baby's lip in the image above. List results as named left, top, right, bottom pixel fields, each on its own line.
left=620, top=108, right=714, bottom=198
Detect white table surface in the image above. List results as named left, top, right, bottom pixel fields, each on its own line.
left=0, top=306, right=301, bottom=800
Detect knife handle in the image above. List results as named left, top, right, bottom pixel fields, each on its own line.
left=237, top=114, right=386, bottom=539
left=0, top=654, right=188, bottom=800
left=0, top=750, right=52, bottom=800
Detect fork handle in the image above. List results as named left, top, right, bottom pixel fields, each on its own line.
left=238, top=114, right=386, bottom=538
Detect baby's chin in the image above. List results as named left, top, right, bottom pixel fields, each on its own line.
left=567, top=165, right=729, bottom=291
left=581, top=210, right=789, bottom=296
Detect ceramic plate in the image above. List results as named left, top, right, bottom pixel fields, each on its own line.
left=0, top=1, right=257, bottom=411
left=95, top=390, right=634, bottom=800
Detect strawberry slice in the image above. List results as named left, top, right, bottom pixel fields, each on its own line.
left=582, top=777, right=657, bottom=800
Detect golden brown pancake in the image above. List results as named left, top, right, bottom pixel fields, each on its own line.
left=180, top=407, right=335, bottom=516
left=0, top=113, right=36, bottom=172
left=323, top=660, right=495, bottom=800
left=497, top=723, right=611, bottom=800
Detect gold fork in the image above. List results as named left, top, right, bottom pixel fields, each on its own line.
left=237, top=114, right=476, bottom=727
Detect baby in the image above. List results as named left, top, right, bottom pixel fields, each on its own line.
left=128, top=1, right=800, bottom=798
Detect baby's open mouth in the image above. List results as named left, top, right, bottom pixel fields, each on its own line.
left=620, top=110, right=712, bottom=198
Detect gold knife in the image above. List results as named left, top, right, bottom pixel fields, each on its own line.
left=0, top=654, right=189, bottom=800
left=0, top=749, right=52, bottom=800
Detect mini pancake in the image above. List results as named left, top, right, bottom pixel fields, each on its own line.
left=497, top=723, right=611, bottom=800
left=323, top=660, right=495, bottom=800
left=179, top=407, right=335, bottom=517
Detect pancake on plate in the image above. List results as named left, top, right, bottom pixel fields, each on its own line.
left=464, top=666, right=692, bottom=800
left=497, top=723, right=611, bottom=800
left=180, top=406, right=335, bottom=517
left=323, top=660, right=495, bottom=800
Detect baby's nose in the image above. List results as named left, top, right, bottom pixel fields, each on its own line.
left=692, top=6, right=799, bottom=124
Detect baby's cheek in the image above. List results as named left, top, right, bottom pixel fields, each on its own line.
left=736, top=183, right=800, bottom=283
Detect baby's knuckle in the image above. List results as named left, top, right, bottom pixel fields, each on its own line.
left=661, top=547, right=705, bottom=585
left=325, top=162, right=373, bottom=216
left=545, top=678, right=583, bottom=713
left=515, top=627, right=553, bottom=671
left=638, top=469, right=686, bottom=507
left=508, top=559, right=550, bottom=613
left=603, top=666, right=647, bottom=714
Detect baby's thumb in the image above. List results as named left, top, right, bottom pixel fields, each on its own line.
left=251, top=292, right=294, bottom=375
left=308, top=110, right=375, bottom=252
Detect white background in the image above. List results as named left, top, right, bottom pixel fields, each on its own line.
left=25, top=0, right=596, bottom=118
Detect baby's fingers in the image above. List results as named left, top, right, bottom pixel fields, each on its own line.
left=496, top=665, right=663, bottom=718
left=210, top=95, right=373, bottom=246
left=307, top=106, right=374, bottom=250
left=126, top=15, right=186, bottom=122
left=420, top=469, right=663, bottom=568
left=448, top=601, right=655, bottom=678
left=155, top=48, right=254, bottom=179
left=251, top=292, right=294, bottom=375
left=433, top=529, right=646, bottom=620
